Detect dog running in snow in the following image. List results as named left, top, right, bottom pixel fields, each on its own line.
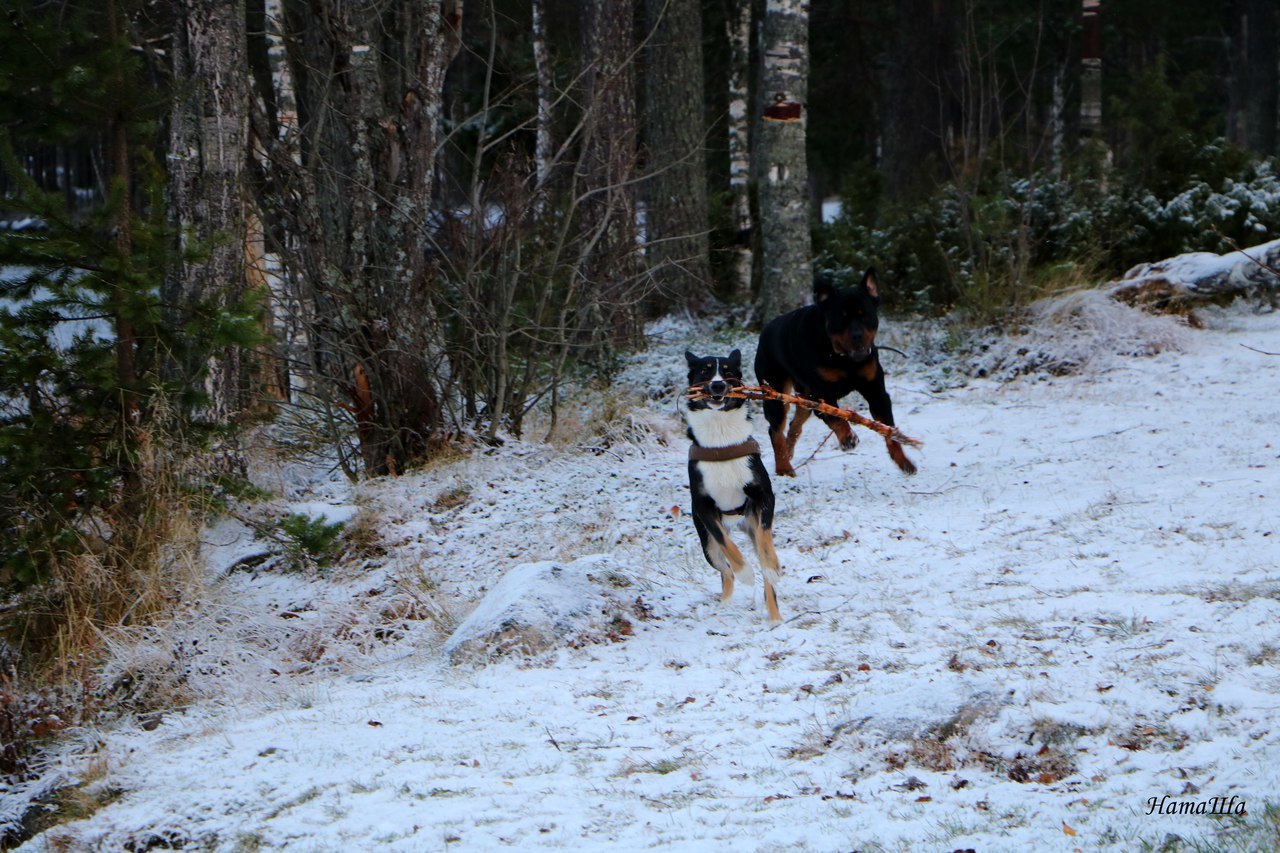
left=754, top=268, right=917, bottom=477
left=685, top=350, right=783, bottom=624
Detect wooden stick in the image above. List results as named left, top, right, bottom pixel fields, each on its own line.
left=686, top=384, right=923, bottom=448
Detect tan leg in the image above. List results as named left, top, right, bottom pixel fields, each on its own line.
left=749, top=523, right=784, bottom=624
left=705, top=521, right=748, bottom=603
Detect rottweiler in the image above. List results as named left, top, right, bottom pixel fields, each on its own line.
left=754, top=268, right=916, bottom=477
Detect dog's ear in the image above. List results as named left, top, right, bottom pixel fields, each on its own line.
left=814, top=276, right=837, bottom=304
left=685, top=350, right=700, bottom=367
left=727, top=349, right=742, bottom=368
left=862, top=267, right=880, bottom=301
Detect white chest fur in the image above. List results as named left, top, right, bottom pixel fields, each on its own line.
left=686, top=407, right=756, bottom=513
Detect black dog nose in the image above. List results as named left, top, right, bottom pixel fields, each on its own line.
left=708, top=380, right=728, bottom=397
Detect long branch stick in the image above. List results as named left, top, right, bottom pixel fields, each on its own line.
left=686, top=384, right=923, bottom=448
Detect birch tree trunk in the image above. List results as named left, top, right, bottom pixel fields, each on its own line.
left=755, top=0, right=812, bottom=321
left=643, top=0, right=711, bottom=301
left=531, top=0, right=555, bottom=192
left=167, top=0, right=251, bottom=426
left=726, top=0, right=754, bottom=301
left=248, top=0, right=305, bottom=401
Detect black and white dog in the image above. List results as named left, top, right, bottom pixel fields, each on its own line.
left=685, top=350, right=783, bottom=624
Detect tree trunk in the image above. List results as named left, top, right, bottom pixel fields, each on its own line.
left=1108, top=239, right=1280, bottom=311
left=643, top=0, right=711, bottom=303
left=262, top=0, right=463, bottom=474
left=579, top=0, right=641, bottom=346
left=1227, top=0, right=1278, bottom=157
left=881, top=0, right=956, bottom=201
left=532, top=0, right=555, bottom=192
left=726, top=0, right=754, bottom=302
left=1080, top=0, right=1103, bottom=139
left=168, top=0, right=251, bottom=429
left=755, top=0, right=812, bottom=322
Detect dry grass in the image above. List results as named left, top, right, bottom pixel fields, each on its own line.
left=0, top=434, right=231, bottom=845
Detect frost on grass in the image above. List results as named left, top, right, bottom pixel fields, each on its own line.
left=963, top=289, right=1191, bottom=380
left=442, top=555, right=649, bottom=665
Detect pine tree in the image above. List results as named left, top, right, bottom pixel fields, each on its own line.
left=0, top=4, right=257, bottom=585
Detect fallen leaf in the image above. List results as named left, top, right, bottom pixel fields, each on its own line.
left=1062, top=821, right=1077, bottom=837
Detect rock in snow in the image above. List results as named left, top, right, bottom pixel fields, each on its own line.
left=443, top=555, right=640, bottom=665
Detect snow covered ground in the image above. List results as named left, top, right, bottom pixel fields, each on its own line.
left=10, top=297, right=1280, bottom=852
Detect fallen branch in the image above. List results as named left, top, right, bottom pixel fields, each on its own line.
left=686, top=384, right=922, bottom=448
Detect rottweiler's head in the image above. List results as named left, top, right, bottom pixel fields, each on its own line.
left=685, top=350, right=745, bottom=411
left=814, top=268, right=880, bottom=361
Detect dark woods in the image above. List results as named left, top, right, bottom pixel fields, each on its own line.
left=1, top=0, right=1278, bottom=586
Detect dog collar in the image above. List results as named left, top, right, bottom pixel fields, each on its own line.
left=688, top=438, right=760, bottom=462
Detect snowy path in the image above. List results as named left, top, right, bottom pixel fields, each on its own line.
left=16, top=306, right=1280, bottom=852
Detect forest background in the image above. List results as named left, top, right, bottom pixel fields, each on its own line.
left=1, top=0, right=1278, bottom=838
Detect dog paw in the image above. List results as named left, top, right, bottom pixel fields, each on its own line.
left=776, top=464, right=796, bottom=478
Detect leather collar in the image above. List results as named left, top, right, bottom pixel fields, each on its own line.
left=688, top=438, right=760, bottom=462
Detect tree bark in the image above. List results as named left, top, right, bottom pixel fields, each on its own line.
left=726, top=0, right=754, bottom=301
left=755, top=0, right=812, bottom=322
left=1227, top=0, right=1278, bottom=157
left=1080, top=0, right=1103, bottom=140
left=643, top=0, right=711, bottom=302
left=580, top=0, right=641, bottom=346
left=881, top=0, right=957, bottom=201
left=263, top=0, right=463, bottom=473
left=532, top=0, right=555, bottom=192
left=167, top=0, right=251, bottom=426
